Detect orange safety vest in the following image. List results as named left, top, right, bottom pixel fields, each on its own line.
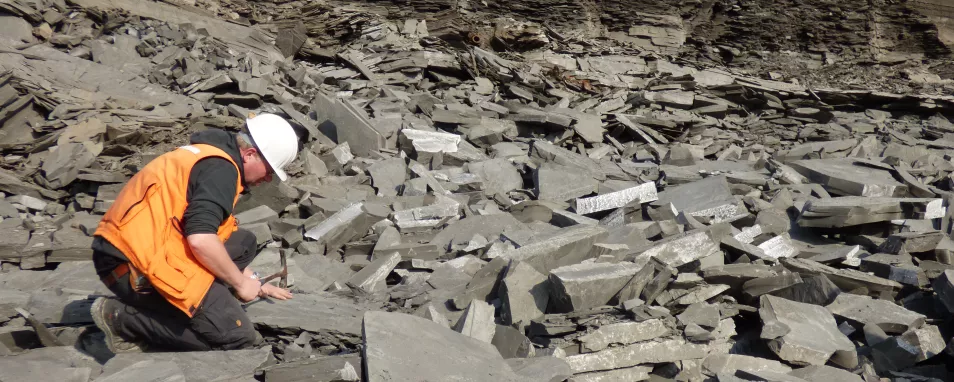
left=95, top=144, right=244, bottom=317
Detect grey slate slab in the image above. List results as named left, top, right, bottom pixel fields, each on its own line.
left=469, top=158, right=523, bottom=195
left=759, top=295, right=856, bottom=368
left=934, top=270, right=954, bottom=313
left=0, top=359, right=91, bottom=382
left=653, top=176, right=743, bottom=222
left=303, top=202, right=390, bottom=255
left=797, top=197, right=944, bottom=228
left=548, top=261, right=642, bottom=312
left=530, top=140, right=605, bottom=181
left=789, top=158, right=906, bottom=197
left=245, top=294, right=367, bottom=338
left=454, top=299, right=496, bottom=343
left=871, top=324, right=946, bottom=373
left=781, top=257, right=901, bottom=299
left=362, top=311, right=523, bottom=382
left=499, top=261, right=549, bottom=326
left=368, top=157, right=407, bottom=197
left=506, top=357, right=572, bottom=382
left=564, top=339, right=707, bottom=373
left=787, top=365, right=863, bottom=382
left=98, top=347, right=272, bottom=382
left=93, top=360, right=185, bottom=382
left=701, top=354, right=792, bottom=377
left=346, top=252, right=400, bottom=294
left=826, top=292, right=926, bottom=333
left=260, top=354, right=360, bottom=382
left=534, top=163, right=599, bottom=202
left=578, top=319, right=669, bottom=353
left=575, top=181, right=657, bottom=215
left=497, top=225, right=608, bottom=274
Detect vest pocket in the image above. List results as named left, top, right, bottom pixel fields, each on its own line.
left=150, top=224, right=192, bottom=296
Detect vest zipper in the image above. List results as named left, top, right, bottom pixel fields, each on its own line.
left=120, top=184, right=155, bottom=222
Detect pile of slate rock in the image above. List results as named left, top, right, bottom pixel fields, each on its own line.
left=2, top=0, right=954, bottom=381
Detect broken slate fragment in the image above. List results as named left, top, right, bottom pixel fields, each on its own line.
left=548, top=261, right=642, bottom=312
left=469, top=158, right=523, bottom=195
left=756, top=234, right=798, bottom=260
left=7, top=195, right=48, bottom=211
left=260, top=354, right=360, bottom=382
left=400, top=128, right=461, bottom=154
left=653, top=176, right=743, bottom=223
left=575, top=181, right=658, bottom=215
left=99, top=348, right=272, bottom=381
left=826, top=293, right=925, bottom=334
left=870, top=324, right=946, bottom=373
left=234, top=205, right=279, bottom=225
left=368, top=157, right=407, bottom=197
left=578, top=319, right=669, bottom=353
left=507, top=357, right=572, bottom=382
left=498, top=225, right=608, bottom=274
left=797, top=197, right=944, bottom=228
left=94, top=360, right=185, bottom=382
left=568, top=366, right=652, bottom=382
left=781, top=257, right=902, bottom=299
left=789, top=158, right=906, bottom=197
left=787, top=365, right=863, bottom=382
left=534, top=164, right=599, bottom=203
left=701, top=354, right=792, bottom=377
left=934, top=270, right=954, bottom=313
left=454, top=299, right=497, bottom=343
left=492, top=324, right=535, bottom=358
left=346, top=252, right=400, bottom=294
left=564, top=339, right=708, bottom=374
left=499, top=261, right=549, bottom=326
left=759, top=295, right=857, bottom=368
left=245, top=294, right=367, bottom=338
left=629, top=230, right=720, bottom=268
left=304, top=202, right=390, bottom=255
left=530, top=140, right=605, bottom=181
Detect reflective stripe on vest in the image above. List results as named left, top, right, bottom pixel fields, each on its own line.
left=95, top=143, right=244, bottom=317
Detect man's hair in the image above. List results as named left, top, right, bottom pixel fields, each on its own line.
left=236, top=132, right=255, bottom=151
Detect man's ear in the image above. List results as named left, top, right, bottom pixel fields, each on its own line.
left=240, top=147, right=257, bottom=162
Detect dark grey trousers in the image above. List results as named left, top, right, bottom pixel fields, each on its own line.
left=100, top=229, right=261, bottom=351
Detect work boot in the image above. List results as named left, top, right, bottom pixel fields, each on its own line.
left=90, top=297, right=147, bottom=353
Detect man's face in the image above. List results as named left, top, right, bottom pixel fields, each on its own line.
left=241, top=148, right=273, bottom=186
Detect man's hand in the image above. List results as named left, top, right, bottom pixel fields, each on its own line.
left=234, top=277, right=263, bottom=303
left=261, top=283, right=292, bottom=300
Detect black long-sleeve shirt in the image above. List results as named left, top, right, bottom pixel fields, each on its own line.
left=92, top=129, right=247, bottom=276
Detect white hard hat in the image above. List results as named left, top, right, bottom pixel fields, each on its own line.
left=246, top=113, right=299, bottom=182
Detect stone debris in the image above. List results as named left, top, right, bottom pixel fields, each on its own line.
left=0, top=0, right=951, bottom=379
